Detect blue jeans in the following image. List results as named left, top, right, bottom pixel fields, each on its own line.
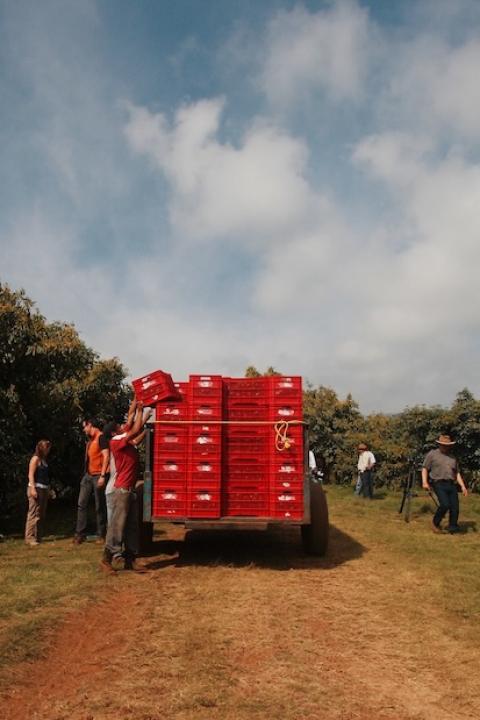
left=432, top=481, right=459, bottom=528
left=75, top=473, right=107, bottom=538
left=359, top=470, right=374, bottom=498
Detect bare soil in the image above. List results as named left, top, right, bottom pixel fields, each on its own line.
left=1, top=519, right=479, bottom=720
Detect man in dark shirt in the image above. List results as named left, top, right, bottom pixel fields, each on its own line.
left=422, top=434, right=468, bottom=534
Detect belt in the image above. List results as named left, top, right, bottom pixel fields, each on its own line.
left=35, top=483, right=49, bottom=489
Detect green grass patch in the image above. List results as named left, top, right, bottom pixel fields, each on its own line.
left=0, top=505, right=108, bottom=683
left=326, top=484, right=480, bottom=639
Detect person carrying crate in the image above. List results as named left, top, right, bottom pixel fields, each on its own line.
left=100, top=400, right=151, bottom=573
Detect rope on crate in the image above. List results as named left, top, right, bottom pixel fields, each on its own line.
left=273, top=421, right=292, bottom=451
left=150, top=419, right=302, bottom=452
left=151, top=420, right=305, bottom=425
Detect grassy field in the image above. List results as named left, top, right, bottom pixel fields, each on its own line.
left=1, top=487, right=479, bottom=719
left=0, top=505, right=109, bottom=678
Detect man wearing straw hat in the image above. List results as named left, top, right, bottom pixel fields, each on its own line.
left=356, top=442, right=376, bottom=498
left=421, top=434, right=468, bottom=534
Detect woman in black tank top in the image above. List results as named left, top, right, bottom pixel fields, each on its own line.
left=24, top=440, right=52, bottom=545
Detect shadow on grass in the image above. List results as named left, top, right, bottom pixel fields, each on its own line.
left=143, top=524, right=366, bottom=571
left=458, top=520, right=477, bottom=533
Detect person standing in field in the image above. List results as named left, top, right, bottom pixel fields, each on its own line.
left=104, top=398, right=146, bottom=526
left=422, top=434, right=468, bottom=534
left=73, top=418, right=109, bottom=544
left=25, top=440, right=52, bottom=545
left=357, top=443, right=376, bottom=498
left=100, top=400, right=150, bottom=573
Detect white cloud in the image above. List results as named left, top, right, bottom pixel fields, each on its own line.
left=259, top=0, right=372, bottom=107
left=4, top=0, right=480, bottom=415
left=388, top=36, right=480, bottom=142
left=124, top=99, right=315, bottom=244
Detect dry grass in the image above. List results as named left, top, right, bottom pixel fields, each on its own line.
left=1, top=488, right=480, bottom=720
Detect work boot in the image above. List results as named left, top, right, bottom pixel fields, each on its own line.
left=447, top=525, right=461, bottom=534
left=124, top=558, right=149, bottom=573
left=99, top=547, right=116, bottom=575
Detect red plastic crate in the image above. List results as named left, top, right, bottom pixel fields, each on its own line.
left=132, top=370, right=179, bottom=406
left=269, top=376, right=302, bottom=401
left=269, top=425, right=304, bottom=456
left=191, top=402, right=223, bottom=421
left=224, top=491, right=268, bottom=516
left=225, top=426, right=268, bottom=452
left=224, top=465, right=269, bottom=484
left=224, top=448, right=268, bottom=465
left=190, top=426, right=222, bottom=458
left=188, top=460, right=222, bottom=484
left=271, top=491, right=304, bottom=507
left=225, top=438, right=267, bottom=456
left=270, top=403, right=303, bottom=421
left=270, top=461, right=304, bottom=490
left=189, top=375, right=223, bottom=398
left=227, top=397, right=268, bottom=409
left=152, top=488, right=187, bottom=517
left=152, top=458, right=188, bottom=482
left=156, top=400, right=190, bottom=420
left=225, top=405, right=269, bottom=421
left=225, top=425, right=268, bottom=439
left=154, top=425, right=189, bottom=453
left=174, top=381, right=189, bottom=397
left=224, top=377, right=270, bottom=399
left=270, top=491, right=304, bottom=519
left=187, top=490, right=221, bottom=518
left=271, top=476, right=304, bottom=491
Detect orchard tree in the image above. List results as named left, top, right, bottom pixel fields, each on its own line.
left=0, top=283, right=131, bottom=513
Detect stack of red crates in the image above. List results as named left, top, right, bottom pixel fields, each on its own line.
left=223, top=377, right=270, bottom=516
left=152, top=381, right=189, bottom=518
left=268, top=376, right=304, bottom=519
left=138, top=372, right=303, bottom=521
left=187, top=376, right=223, bottom=518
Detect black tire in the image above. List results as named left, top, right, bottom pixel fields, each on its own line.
left=301, top=480, right=329, bottom=556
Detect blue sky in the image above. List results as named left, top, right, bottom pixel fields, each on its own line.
left=2, top=0, right=480, bottom=413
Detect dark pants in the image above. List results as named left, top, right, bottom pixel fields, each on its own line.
left=75, top=473, right=107, bottom=538
left=105, top=488, right=138, bottom=560
left=432, top=480, right=459, bottom=528
left=359, top=470, right=374, bottom=498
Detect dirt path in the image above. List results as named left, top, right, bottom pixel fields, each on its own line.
left=1, top=522, right=479, bottom=720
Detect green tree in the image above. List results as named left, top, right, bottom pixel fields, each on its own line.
left=303, top=386, right=364, bottom=483
left=0, top=283, right=131, bottom=515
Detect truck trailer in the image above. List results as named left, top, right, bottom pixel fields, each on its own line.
left=137, top=373, right=329, bottom=556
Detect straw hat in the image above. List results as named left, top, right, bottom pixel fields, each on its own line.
left=435, top=434, right=456, bottom=446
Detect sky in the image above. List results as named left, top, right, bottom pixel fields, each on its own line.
left=1, top=0, right=480, bottom=414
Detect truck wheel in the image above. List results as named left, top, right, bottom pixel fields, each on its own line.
left=301, top=480, right=329, bottom=556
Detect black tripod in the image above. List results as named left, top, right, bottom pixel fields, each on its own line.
left=399, top=463, right=418, bottom=523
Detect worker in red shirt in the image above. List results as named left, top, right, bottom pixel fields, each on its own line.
left=100, top=401, right=150, bottom=573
